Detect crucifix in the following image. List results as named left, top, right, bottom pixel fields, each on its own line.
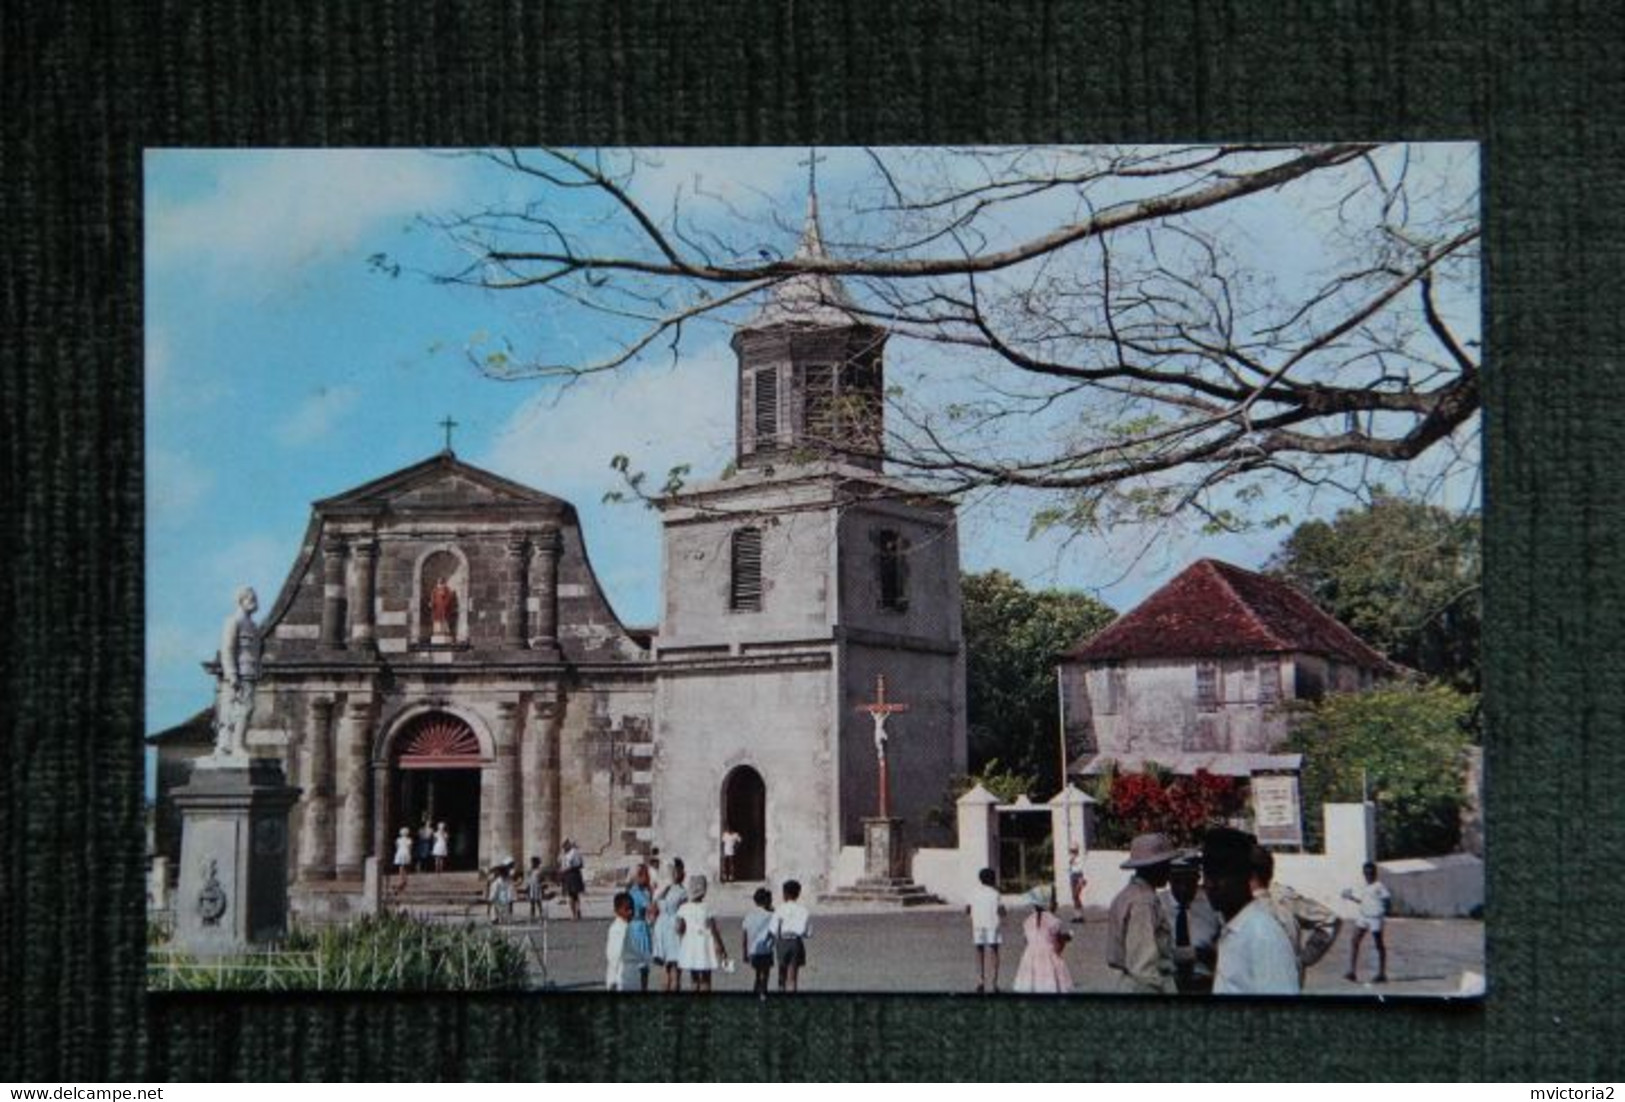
left=438, top=415, right=459, bottom=454
left=857, top=674, right=909, bottom=819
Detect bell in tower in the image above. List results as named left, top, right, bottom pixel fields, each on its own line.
left=731, top=187, right=888, bottom=473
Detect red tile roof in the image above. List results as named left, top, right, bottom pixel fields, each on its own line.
left=1062, top=559, right=1393, bottom=671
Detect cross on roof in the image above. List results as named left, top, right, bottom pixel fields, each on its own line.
left=439, top=415, right=459, bottom=454
left=858, top=674, right=910, bottom=718
left=797, top=147, right=827, bottom=202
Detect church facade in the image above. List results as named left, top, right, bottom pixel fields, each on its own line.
left=155, top=199, right=967, bottom=913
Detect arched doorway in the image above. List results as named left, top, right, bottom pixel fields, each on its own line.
left=394, top=713, right=483, bottom=871
left=721, top=765, right=767, bottom=882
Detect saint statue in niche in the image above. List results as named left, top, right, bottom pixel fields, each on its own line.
left=429, top=576, right=458, bottom=642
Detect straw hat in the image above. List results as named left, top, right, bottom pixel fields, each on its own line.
left=1120, top=832, right=1181, bottom=869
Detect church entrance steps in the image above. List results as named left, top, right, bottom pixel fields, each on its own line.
left=820, top=876, right=945, bottom=907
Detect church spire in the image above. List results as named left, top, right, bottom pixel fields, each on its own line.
left=742, top=159, right=858, bottom=331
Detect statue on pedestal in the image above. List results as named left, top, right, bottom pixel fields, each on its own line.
left=212, top=586, right=262, bottom=760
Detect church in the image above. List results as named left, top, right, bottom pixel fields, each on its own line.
left=152, top=199, right=968, bottom=916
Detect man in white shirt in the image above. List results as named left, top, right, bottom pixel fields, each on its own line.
left=1202, top=828, right=1300, bottom=996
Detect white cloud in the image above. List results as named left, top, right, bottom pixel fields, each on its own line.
left=146, top=446, right=215, bottom=526
left=477, top=341, right=736, bottom=624
left=275, top=385, right=362, bottom=447
left=480, top=341, right=735, bottom=500
left=147, top=149, right=464, bottom=279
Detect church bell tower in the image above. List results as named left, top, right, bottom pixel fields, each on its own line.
left=731, top=191, right=887, bottom=472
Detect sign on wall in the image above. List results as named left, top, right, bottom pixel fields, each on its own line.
left=1251, top=771, right=1304, bottom=847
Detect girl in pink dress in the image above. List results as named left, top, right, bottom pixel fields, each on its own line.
left=1013, top=886, right=1073, bottom=994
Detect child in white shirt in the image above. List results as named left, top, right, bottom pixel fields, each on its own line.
left=605, top=891, right=634, bottom=991
left=1341, top=862, right=1392, bottom=983
left=967, top=867, right=1006, bottom=993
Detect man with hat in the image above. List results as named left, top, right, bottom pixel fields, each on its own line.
left=1202, top=827, right=1299, bottom=995
left=1105, top=832, right=1179, bottom=994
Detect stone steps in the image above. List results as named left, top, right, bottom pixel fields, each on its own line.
left=820, top=876, right=945, bottom=907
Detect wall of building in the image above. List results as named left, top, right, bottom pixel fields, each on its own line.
left=1063, top=654, right=1299, bottom=762
left=658, top=474, right=840, bottom=649
left=651, top=659, right=837, bottom=891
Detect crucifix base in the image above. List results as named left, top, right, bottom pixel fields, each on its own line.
left=822, top=817, right=944, bottom=907
left=862, top=816, right=908, bottom=879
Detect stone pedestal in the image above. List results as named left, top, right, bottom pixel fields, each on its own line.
left=823, top=817, right=944, bottom=906
left=863, top=816, right=907, bottom=879
left=172, top=758, right=300, bottom=955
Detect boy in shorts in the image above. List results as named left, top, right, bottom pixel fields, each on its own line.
left=742, top=886, right=776, bottom=996
left=968, top=867, right=1005, bottom=993
left=1342, top=862, right=1392, bottom=983
left=772, top=879, right=811, bottom=993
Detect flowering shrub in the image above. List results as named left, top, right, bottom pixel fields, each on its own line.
left=1106, top=768, right=1246, bottom=848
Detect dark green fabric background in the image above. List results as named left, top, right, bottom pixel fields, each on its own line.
left=3, top=0, right=1621, bottom=1081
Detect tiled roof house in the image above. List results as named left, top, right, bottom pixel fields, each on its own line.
left=1059, top=559, right=1393, bottom=777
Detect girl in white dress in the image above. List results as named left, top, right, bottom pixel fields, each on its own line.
left=392, top=827, right=412, bottom=893
left=432, top=822, right=450, bottom=873
left=675, top=874, right=731, bottom=992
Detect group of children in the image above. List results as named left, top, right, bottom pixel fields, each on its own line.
left=968, top=866, right=1075, bottom=994
left=604, top=867, right=812, bottom=995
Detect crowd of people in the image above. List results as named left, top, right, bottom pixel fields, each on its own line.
left=1098, top=828, right=1386, bottom=996
left=392, top=818, right=1390, bottom=996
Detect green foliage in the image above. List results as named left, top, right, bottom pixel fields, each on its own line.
left=927, top=759, right=1038, bottom=829
left=1283, top=683, right=1476, bottom=858
left=961, top=570, right=1115, bottom=794
left=1267, top=492, right=1481, bottom=692
left=148, top=913, right=529, bottom=992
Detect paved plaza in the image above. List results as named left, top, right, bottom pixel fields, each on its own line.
left=481, top=889, right=1485, bottom=998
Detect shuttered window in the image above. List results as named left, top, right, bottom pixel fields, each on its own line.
left=877, top=529, right=907, bottom=610
left=730, top=527, right=764, bottom=612
left=1258, top=659, right=1282, bottom=704
left=1196, top=663, right=1220, bottom=711
left=753, top=368, right=779, bottom=447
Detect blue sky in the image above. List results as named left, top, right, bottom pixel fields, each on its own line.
left=145, top=146, right=1480, bottom=739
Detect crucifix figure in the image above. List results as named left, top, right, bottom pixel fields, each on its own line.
left=439, top=414, right=459, bottom=454
left=857, top=674, right=910, bottom=819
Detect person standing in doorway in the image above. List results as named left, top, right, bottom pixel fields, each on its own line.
left=415, top=820, right=434, bottom=873
left=392, top=827, right=413, bottom=894
left=1342, top=862, right=1392, bottom=984
left=432, top=821, right=450, bottom=873
left=559, top=838, right=584, bottom=921
left=721, top=828, right=743, bottom=883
